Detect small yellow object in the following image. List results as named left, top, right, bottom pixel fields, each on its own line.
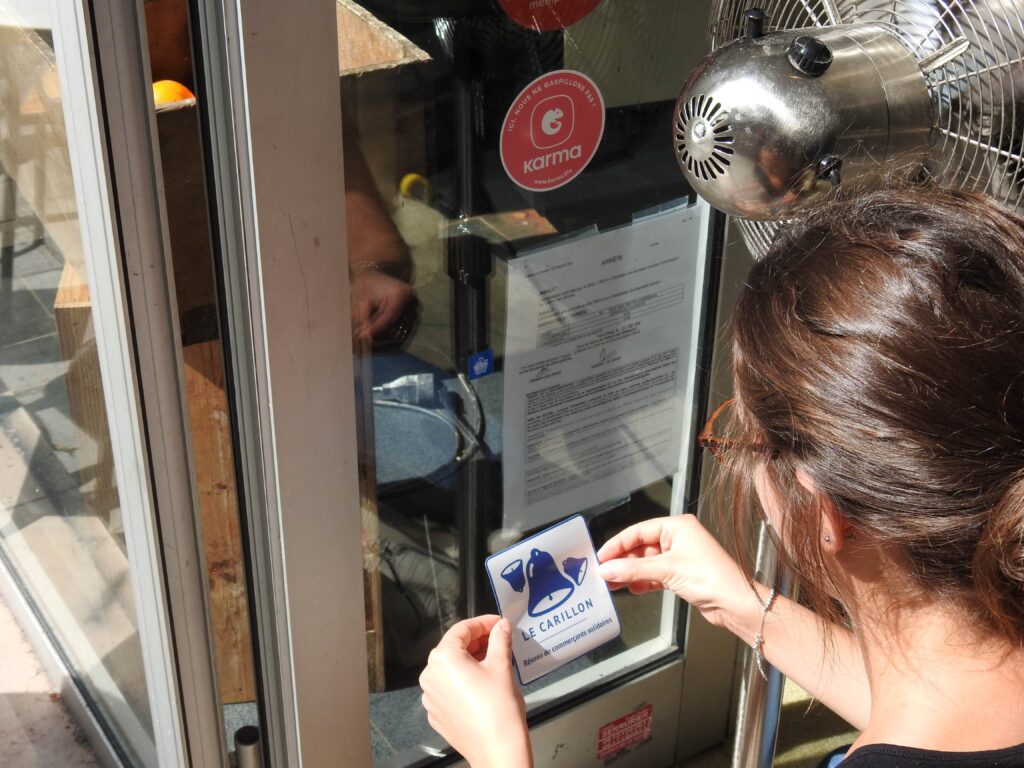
left=399, top=173, right=432, bottom=202
left=152, top=79, right=195, bottom=105
left=20, top=69, right=62, bottom=115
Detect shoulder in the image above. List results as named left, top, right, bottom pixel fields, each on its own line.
left=840, top=743, right=1024, bottom=767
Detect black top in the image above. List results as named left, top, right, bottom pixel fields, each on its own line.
left=842, top=743, right=1024, bottom=767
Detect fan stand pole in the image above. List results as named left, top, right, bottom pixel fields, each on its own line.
left=732, top=525, right=789, bottom=768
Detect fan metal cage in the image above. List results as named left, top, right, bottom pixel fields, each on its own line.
left=706, top=0, right=1024, bottom=254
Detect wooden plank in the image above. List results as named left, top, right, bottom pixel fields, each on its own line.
left=182, top=341, right=256, bottom=704
left=143, top=0, right=194, bottom=90
left=355, top=341, right=385, bottom=692
left=335, top=0, right=429, bottom=76
left=54, top=263, right=120, bottom=531
left=154, top=100, right=219, bottom=322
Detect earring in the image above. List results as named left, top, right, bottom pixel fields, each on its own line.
left=824, top=534, right=832, bottom=543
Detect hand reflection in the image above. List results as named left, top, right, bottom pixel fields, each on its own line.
left=351, top=265, right=417, bottom=347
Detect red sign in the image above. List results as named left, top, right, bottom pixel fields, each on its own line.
left=498, top=0, right=602, bottom=31
left=500, top=70, right=605, bottom=192
left=597, top=704, right=653, bottom=760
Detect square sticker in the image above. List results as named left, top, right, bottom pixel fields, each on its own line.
left=485, top=514, right=621, bottom=684
left=468, top=349, right=494, bottom=380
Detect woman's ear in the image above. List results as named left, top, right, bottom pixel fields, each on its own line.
left=794, top=467, right=816, bottom=494
left=795, top=468, right=855, bottom=554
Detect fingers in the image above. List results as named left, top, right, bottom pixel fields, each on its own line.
left=437, top=615, right=502, bottom=651
left=350, top=299, right=372, bottom=341
left=597, top=552, right=673, bottom=588
left=467, top=635, right=489, bottom=662
left=596, top=518, right=668, bottom=563
left=365, top=296, right=405, bottom=338
left=627, top=580, right=664, bottom=595
left=482, top=618, right=512, bottom=671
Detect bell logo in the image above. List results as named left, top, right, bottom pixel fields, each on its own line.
left=501, top=547, right=589, bottom=619
left=531, top=95, right=574, bottom=149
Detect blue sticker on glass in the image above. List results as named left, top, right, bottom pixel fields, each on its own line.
left=468, top=349, right=494, bottom=380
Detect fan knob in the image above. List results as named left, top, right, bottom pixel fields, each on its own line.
left=787, top=36, right=833, bottom=76
left=744, top=8, right=766, bottom=40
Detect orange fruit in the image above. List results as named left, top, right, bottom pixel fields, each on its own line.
left=152, top=79, right=194, bottom=105
left=21, top=69, right=62, bottom=115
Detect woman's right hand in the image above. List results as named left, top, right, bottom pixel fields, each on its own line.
left=597, top=515, right=873, bottom=729
left=596, top=515, right=762, bottom=635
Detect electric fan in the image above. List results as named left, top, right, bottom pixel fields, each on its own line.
left=673, top=0, right=1024, bottom=256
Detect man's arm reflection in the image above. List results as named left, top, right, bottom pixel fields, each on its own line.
left=344, top=132, right=417, bottom=347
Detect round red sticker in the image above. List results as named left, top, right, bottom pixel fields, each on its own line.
left=498, top=0, right=602, bottom=31
left=500, top=70, right=605, bottom=192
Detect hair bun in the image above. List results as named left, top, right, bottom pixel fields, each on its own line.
left=973, top=471, right=1024, bottom=638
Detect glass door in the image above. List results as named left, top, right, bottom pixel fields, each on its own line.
left=0, top=9, right=157, bottom=764
left=193, top=0, right=745, bottom=766
left=334, top=4, right=733, bottom=766
left=0, top=1, right=224, bottom=765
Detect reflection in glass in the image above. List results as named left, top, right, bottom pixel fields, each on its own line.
left=337, top=2, right=705, bottom=765
left=0, top=15, right=155, bottom=767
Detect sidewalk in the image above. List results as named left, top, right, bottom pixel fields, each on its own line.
left=679, top=679, right=857, bottom=768
left=0, top=589, right=99, bottom=768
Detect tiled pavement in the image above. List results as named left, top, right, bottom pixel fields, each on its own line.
left=0, top=589, right=99, bottom=767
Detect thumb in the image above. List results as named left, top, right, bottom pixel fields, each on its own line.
left=598, top=554, right=673, bottom=588
left=482, top=617, right=513, bottom=670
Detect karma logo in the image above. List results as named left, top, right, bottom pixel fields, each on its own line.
left=531, top=95, right=574, bottom=149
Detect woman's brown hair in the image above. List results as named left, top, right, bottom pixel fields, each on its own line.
left=729, top=187, right=1024, bottom=643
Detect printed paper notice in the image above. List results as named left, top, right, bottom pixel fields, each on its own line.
left=502, top=204, right=708, bottom=529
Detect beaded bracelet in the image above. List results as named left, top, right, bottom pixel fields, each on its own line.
left=752, top=587, right=778, bottom=681
left=352, top=261, right=410, bottom=281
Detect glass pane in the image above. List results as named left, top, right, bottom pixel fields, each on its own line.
left=338, top=2, right=713, bottom=764
left=0, top=12, right=155, bottom=767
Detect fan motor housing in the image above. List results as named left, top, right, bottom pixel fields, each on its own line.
left=674, top=23, right=932, bottom=220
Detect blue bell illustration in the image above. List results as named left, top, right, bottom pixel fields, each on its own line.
left=562, top=556, right=587, bottom=586
left=501, top=559, right=526, bottom=593
left=527, top=548, right=575, bottom=617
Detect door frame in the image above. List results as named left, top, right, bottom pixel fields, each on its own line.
left=190, top=0, right=373, bottom=765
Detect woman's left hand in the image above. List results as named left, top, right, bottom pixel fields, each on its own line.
left=419, top=615, right=533, bottom=768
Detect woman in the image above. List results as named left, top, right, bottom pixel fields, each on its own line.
left=419, top=188, right=1024, bottom=768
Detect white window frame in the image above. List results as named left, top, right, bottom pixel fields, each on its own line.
left=0, top=0, right=229, bottom=765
